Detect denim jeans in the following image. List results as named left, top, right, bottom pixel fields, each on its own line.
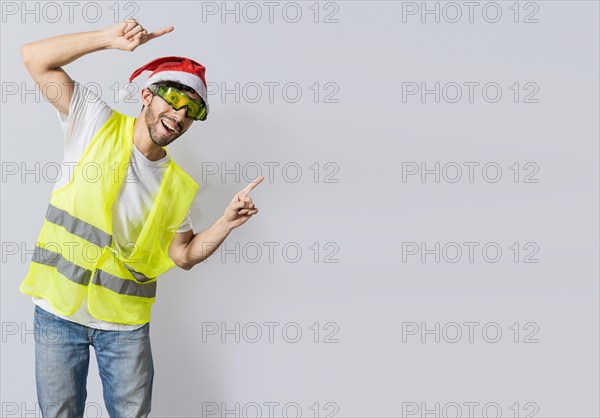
left=33, top=304, right=154, bottom=417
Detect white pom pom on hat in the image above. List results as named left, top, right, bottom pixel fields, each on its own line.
left=118, top=56, right=209, bottom=114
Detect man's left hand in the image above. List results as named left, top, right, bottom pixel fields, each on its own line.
left=223, top=176, right=264, bottom=229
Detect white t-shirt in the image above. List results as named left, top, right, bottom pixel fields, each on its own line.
left=33, top=81, right=193, bottom=330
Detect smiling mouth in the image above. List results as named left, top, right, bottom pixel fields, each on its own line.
left=161, top=119, right=179, bottom=135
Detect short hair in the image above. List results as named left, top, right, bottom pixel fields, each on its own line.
left=140, top=80, right=205, bottom=112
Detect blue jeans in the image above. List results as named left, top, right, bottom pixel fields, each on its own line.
left=33, top=304, right=154, bottom=417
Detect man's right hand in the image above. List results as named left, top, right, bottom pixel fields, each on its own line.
left=104, top=19, right=174, bottom=52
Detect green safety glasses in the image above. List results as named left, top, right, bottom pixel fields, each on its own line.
left=148, top=85, right=207, bottom=121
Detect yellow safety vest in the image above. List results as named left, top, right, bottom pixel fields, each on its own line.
left=19, top=110, right=198, bottom=324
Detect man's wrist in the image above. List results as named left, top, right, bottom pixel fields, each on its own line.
left=215, top=215, right=236, bottom=235
left=95, top=28, right=116, bottom=50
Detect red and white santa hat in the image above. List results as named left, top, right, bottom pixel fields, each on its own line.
left=121, top=56, right=209, bottom=114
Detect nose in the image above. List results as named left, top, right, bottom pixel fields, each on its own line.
left=172, top=106, right=187, bottom=121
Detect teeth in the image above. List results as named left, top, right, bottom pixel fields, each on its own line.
left=162, top=120, right=176, bottom=133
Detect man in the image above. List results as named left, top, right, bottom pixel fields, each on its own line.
left=18, top=19, right=263, bottom=417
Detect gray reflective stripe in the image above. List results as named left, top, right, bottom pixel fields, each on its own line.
left=46, top=204, right=112, bottom=248
left=93, top=269, right=156, bottom=298
left=33, top=246, right=92, bottom=286
left=124, top=264, right=155, bottom=283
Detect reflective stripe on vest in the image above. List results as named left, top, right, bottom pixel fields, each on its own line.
left=34, top=242, right=155, bottom=295
left=46, top=203, right=112, bottom=248
left=41, top=202, right=156, bottom=288
left=93, top=269, right=156, bottom=298
left=33, top=246, right=92, bottom=286
left=125, top=264, right=155, bottom=283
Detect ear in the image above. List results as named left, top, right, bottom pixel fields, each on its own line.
left=141, top=87, right=154, bottom=108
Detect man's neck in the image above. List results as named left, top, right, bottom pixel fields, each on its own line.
left=133, top=117, right=167, bottom=161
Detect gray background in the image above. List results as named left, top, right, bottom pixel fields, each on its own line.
left=1, top=1, right=598, bottom=417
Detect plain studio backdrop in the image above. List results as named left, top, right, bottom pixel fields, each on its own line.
left=1, top=1, right=598, bottom=417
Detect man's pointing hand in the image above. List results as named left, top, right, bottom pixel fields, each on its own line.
left=106, top=19, right=174, bottom=52
left=223, top=176, right=264, bottom=230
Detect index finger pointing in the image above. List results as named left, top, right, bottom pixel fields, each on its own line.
left=146, top=26, right=174, bottom=41
left=238, top=176, right=264, bottom=199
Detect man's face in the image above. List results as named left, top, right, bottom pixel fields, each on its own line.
left=142, top=86, right=201, bottom=147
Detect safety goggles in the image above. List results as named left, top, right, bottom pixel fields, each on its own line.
left=148, top=85, right=207, bottom=121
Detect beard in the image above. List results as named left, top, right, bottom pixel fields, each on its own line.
left=145, top=99, right=186, bottom=147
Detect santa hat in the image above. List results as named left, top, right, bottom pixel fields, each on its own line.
left=120, top=56, right=209, bottom=115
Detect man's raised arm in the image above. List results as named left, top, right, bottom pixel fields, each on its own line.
left=20, top=19, right=173, bottom=116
